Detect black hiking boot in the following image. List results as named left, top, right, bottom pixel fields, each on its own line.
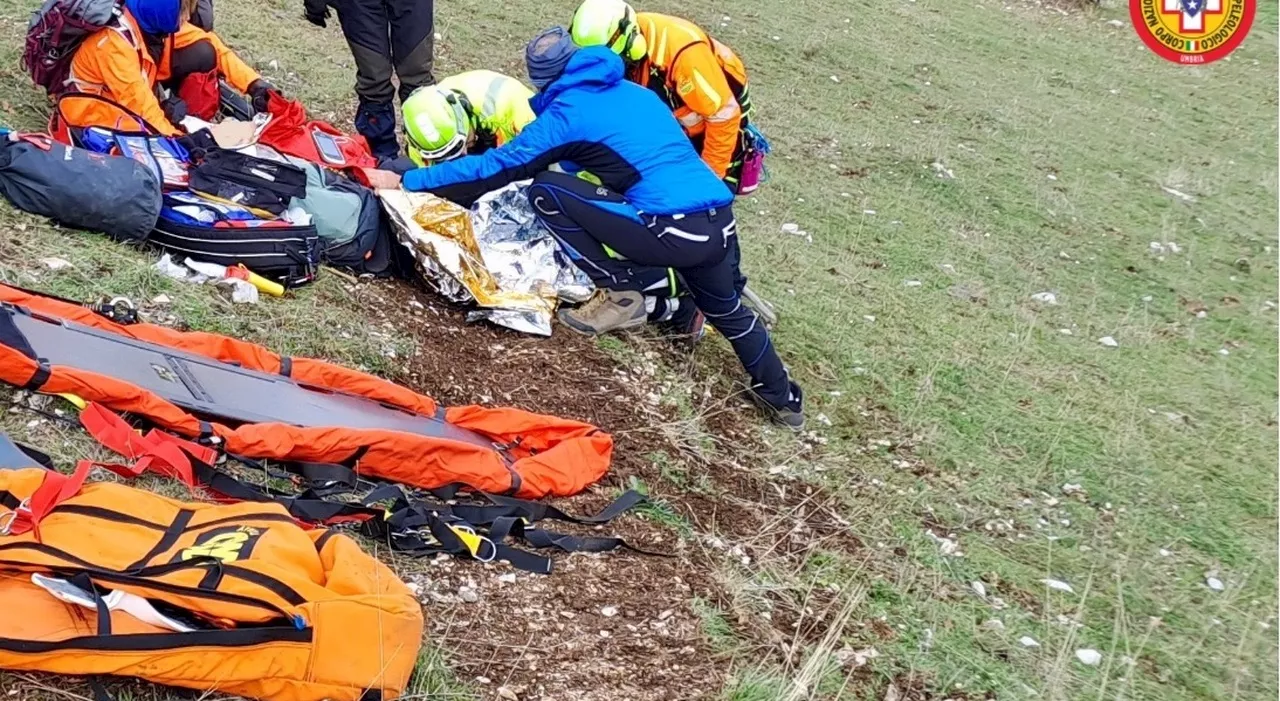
left=749, top=380, right=805, bottom=431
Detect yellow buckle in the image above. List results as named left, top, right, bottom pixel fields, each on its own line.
left=447, top=524, right=496, bottom=563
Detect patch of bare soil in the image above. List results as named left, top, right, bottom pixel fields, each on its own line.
left=351, top=279, right=866, bottom=699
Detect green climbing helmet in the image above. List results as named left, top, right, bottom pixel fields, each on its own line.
left=402, top=86, right=472, bottom=167
left=569, top=0, right=647, bottom=62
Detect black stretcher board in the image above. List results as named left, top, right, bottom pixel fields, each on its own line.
left=3, top=305, right=503, bottom=457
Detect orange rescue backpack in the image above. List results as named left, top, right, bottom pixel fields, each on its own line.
left=0, top=441, right=423, bottom=701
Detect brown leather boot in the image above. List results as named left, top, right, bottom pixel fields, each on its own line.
left=557, top=289, right=647, bottom=336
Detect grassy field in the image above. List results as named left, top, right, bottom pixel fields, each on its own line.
left=0, top=0, right=1275, bottom=699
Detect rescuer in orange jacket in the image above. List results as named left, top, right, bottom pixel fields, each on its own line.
left=570, top=0, right=752, bottom=189
left=65, top=0, right=272, bottom=136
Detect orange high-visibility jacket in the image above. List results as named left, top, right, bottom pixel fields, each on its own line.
left=65, top=8, right=260, bottom=135
left=0, top=464, right=423, bottom=701
left=634, top=13, right=749, bottom=179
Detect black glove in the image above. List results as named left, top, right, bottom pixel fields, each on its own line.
left=303, top=0, right=329, bottom=27
left=175, top=129, right=218, bottom=159
left=248, top=80, right=277, bottom=114
left=160, top=95, right=188, bottom=124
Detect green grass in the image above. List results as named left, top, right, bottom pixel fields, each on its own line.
left=721, top=668, right=789, bottom=701
left=0, top=0, right=1272, bottom=698
left=405, top=645, right=477, bottom=700
left=725, top=0, right=1280, bottom=696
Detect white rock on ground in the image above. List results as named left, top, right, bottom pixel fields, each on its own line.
left=1019, top=636, right=1040, bottom=648
left=1030, top=291, right=1058, bottom=305
left=1098, top=336, right=1119, bottom=348
left=1076, top=649, right=1103, bottom=666
left=971, top=581, right=987, bottom=598
left=39, top=257, right=72, bottom=270
left=1041, top=578, right=1075, bottom=594
left=1160, top=185, right=1196, bottom=202
left=835, top=646, right=878, bottom=667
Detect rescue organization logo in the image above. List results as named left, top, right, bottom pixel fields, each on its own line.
left=1130, top=0, right=1256, bottom=64
left=173, top=525, right=265, bottom=563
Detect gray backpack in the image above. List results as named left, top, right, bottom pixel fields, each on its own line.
left=286, top=157, right=396, bottom=275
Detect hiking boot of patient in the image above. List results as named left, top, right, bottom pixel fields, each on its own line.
left=558, top=289, right=648, bottom=336
left=750, top=380, right=805, bottom=431
left=652, top=296, right=706, bottom=344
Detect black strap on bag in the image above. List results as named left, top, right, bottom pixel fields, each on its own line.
left=205, top=450, right=657, bottom=574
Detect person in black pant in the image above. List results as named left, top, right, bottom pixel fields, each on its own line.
left=379, top=31, right=805, bottom=428
left=303, top=0, right=435, bottom=159
left=526, top=172, right=795, bottom=420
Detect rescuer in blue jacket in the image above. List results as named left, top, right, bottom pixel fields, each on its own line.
left=397, top=28, right=803, bottom=428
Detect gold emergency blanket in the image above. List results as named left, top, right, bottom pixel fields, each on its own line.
left=380, top=185, right=592, bottom=335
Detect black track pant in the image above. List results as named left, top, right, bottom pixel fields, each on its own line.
left=336, top=0, right=435, bottom=157
left=528, top=171, right=793, bottom=409
left=165, top=41, right=216, bottom=86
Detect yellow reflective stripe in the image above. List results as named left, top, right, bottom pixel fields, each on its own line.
left=691, top=70, right=723, bottom=112
left=656, top=27, right=669, bottom=67
left=481, top=75, right=505, bottom=116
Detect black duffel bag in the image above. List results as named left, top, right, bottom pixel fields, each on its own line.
left=0, top=134, right=161, bottom=241
left=189, top=149, right=308, bottom=217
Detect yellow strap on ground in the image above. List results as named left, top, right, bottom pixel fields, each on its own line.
left=448, top=525, right=486, bottom=558
left=57, top=394, right=87, bottom=411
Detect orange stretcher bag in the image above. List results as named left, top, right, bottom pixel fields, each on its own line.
left=0, top=448, right=423, bottom=701
left=0, top=283, right=612, bottom=498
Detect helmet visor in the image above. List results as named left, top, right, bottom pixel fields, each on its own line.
left=409, top=131, right=467, bottom=165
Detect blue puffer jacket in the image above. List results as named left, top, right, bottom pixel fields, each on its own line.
left=401, top=46, right=733, bottom=215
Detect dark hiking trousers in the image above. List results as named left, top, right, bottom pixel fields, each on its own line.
left=528, top=171, right=794, bottom=410
left=151, top=38, right=220, bottom=120
left=335, top=0, right=435, bottom=158
left=191, top=0, right=214, bottom=30
left=165, top=41, right=216, bottom=84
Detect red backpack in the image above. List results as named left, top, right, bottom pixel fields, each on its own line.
left=259, top=94, right=380, bottom=180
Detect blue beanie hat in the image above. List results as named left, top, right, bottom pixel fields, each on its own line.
left=125, top=0, right=183, bottom=35
left=525, top=26, right=579, bottom=91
